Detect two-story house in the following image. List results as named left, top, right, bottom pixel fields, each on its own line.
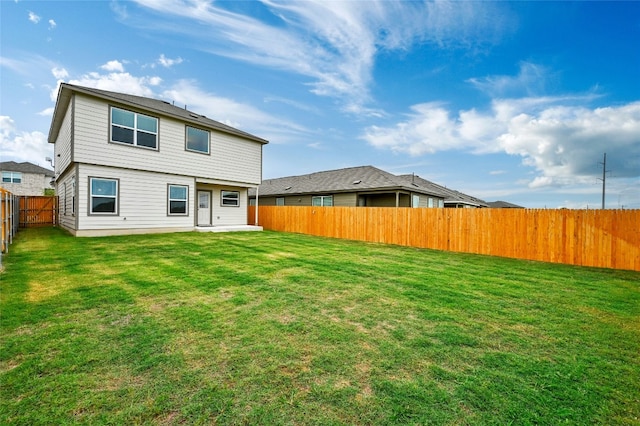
left=48, top=83, right=268, bottom=236
left=0, top=161, right=54, bottom=196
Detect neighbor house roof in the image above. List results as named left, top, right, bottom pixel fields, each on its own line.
left=48, top=83, right=269, bottom=145
left=487, top=200, right=524, bottom=208
left=397, top=174, right=489, bottom=208
left=251, top=166, right=448, bottom=198
left=0, top=161, right=54, bottom=177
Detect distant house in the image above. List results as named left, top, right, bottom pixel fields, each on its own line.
left=398, top=174, right=489, bottom=208
left=48, top=83, right=268, bottom=236
left=0, top=161, right=54, bottom=196
left=251, top=165, right=454, bottom=208
left=487, top=200, right=524, bottom=208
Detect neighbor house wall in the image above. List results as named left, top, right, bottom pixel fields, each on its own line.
left=72, top=94, right=262, bottom=185
left=255, top=192, right=443, bottom=208
left=0, top=173, right=52, bottom=196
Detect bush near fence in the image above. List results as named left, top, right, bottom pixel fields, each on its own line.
left=249, top=206, right=640, bottom=272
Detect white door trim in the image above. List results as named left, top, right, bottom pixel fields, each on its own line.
left=197, top=190, right=211, bottom=226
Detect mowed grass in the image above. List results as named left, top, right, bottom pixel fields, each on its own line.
left=1, top=227, right=639, bottom=425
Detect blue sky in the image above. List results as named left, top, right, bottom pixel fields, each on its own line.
left=1, top=0, right=639, bottom=208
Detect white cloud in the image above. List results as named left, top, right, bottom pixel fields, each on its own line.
left=28, top=11, right=40, bottom=24
left=362, top=98, right=640, bottom=188
left=38, top=107, right=55, bottom=117
left=45, top=63, right=305, bottom=145
left=63, top=71, right=159, bottom=98
left=100, top=60, right=125, bottom=72
left=48, top=19, right=57, bottom=29
left=157, top=54, right=183, bottom=68
left=1, top=54, right=58, bottom=77
left=0, top=116, right=52, bottom=165
left=130, top=0, right=513, bottom=112
left=51, top=67, right=68, bottom=79
left=468, top=62, right=553, bottom=98
left=160, top=79, right=308, bottom=144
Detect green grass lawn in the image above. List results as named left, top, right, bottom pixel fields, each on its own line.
left=1, top=227, right=639, bottom=425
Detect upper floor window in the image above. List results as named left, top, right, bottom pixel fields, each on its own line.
left=186, top=126, right=210, bottom=154
left=90, top=177, right=118, bottom=215
left=111, top=107, right=158, bottom=149
left=2, top=172, right=22, bottom=183
left=221, top=191, right=240, bottom=207
left=312, top=195, right=333, bottom=206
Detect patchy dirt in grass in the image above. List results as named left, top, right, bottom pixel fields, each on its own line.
left=26, top=279, right=61, bottom=302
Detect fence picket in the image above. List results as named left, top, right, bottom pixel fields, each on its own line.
left=249, top=206, right=640, bottom=271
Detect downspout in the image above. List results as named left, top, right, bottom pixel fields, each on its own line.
left=395, top=191, right=400, bottom=207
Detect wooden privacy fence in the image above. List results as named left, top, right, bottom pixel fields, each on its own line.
left=19, top=196, right=58, bottom=228
left=249, top=206, right=640, bottom=272
left=1, top=189, right=20, bottom=255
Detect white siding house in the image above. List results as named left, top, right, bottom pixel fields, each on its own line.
left=48, top=83, right=268, bottom=236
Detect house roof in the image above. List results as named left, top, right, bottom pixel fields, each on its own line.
left=0, top=161, right=54, bottom=177
left=251, top=166, right=448, bottom=198
left=487, top=200, right=524, bottom=208
left=398, top=174, right=489, bottom=207
left=48, top=83, right=269, bottom=145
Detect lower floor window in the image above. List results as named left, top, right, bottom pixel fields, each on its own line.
left=168, top=184, right=188, bottom=215
left=221, top=190, right=240, bottom=207
left=312, top=195, right=333, bottom=206
left=90, top=177, right=118, bottom=214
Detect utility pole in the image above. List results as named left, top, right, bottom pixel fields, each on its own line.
left=598, top=153, right=608, bottom=209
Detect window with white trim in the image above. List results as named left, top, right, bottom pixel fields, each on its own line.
left=90, top=177, right=118, bottom=214
left=221, top=191, right=240, bottom=207
left=168, top=184, right=188, bottom=215
left=276, top=197, right=285, bottom=206
left=412, top=195, right=420, bottom=208
left=2, top=172, right=22, bottom=183
left=111, top=107, right=158, bottom=149
left=186, top=126, right=210, bottom=154
left=428, top=198, right=434, bottom=208
left=312, top=195, right=333, bottom=206
left=438, top=199, right=444, bottom=208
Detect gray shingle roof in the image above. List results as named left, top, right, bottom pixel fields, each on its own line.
left=487, top=200, right=524, bottom=208
left=398, top=174, right=488, bottom=207
left=0, top=161, right=54, bottom=177
left=251, top=166, right=488, bottom=207
left=252, top=166, right=448, bottom=198
left=48, top=83, right=268, bottom=144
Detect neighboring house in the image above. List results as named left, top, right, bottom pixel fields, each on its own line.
left=487, top=200, right=524, bottom=208
left=48, top=83, right=268, bottom=236
left=398, top=174, right=489, bottom=208
left=0, top=161, right=54, bottom=196
left=249, top=166, right=446, bottom=208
